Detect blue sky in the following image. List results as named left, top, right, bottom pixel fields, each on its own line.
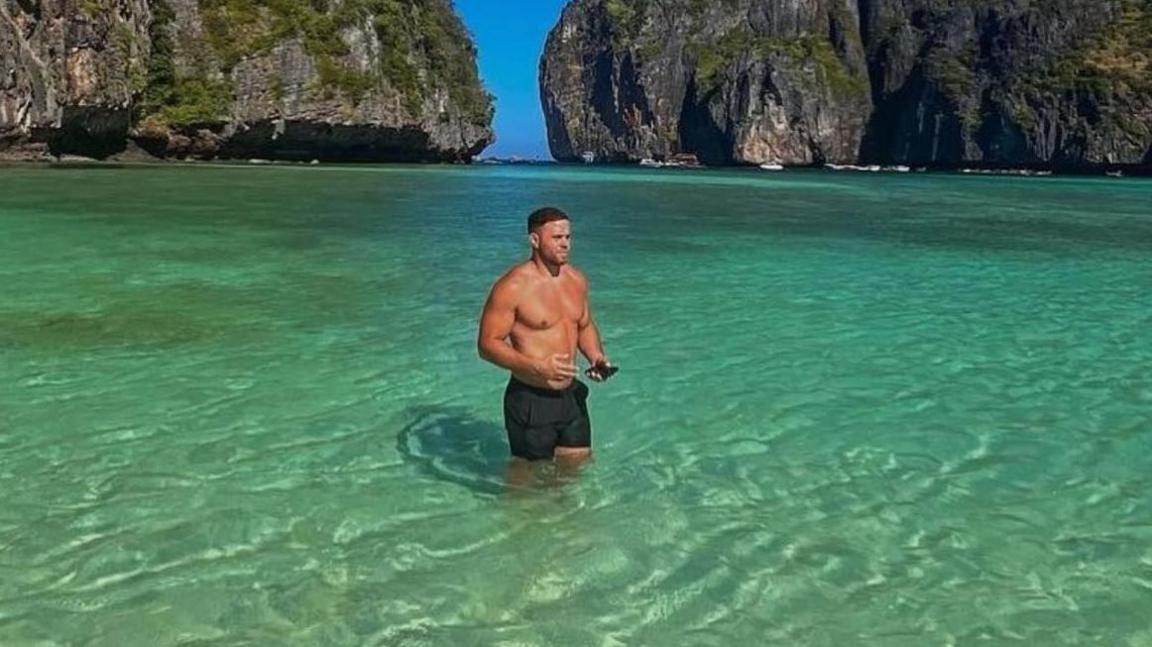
left=454, top=0, right=569, bottom=159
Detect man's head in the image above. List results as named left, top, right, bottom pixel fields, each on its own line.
left=528, top=207, right=571, bottom=266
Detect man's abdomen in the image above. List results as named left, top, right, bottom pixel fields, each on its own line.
left=509, top=323, right=578, bottom=390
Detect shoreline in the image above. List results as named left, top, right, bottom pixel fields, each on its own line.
left=3, top=155, right=1148, bottom=178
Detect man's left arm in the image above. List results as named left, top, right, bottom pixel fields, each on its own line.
left=576, top=274, right=608, bottom=368
left=577, top=303, right=606, bottom=366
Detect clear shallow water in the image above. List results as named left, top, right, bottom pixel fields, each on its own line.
left=1, top=163, right=1151, bottom=646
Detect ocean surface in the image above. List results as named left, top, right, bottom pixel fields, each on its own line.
left=1, top=163, right=1150, bottom=646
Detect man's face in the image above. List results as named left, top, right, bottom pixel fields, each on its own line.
left=531, top=219, right=571, bottom=265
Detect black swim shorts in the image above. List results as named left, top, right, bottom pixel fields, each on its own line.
left=503, top=377, right=591, bottom=460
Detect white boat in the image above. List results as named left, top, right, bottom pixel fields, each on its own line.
left=825, top=163, right=880, bottom=172
left=639, top=158, right=663, bottom=168
left=759, top=162, right=784, bottom=171
left=581, top=151, right=595, bottom=164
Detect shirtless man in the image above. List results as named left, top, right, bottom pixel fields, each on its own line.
left=478, top=207, right=613, bottom=462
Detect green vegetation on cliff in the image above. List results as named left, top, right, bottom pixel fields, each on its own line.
left=605, top=0, right=739, bottom=51
left=689, top=28, right=867, bottom=99
left=138, top=0, right=491, bottom=126
left=603, top=0, right=647, bottom=43
left=135, top=0, right=234, bottom=126
left=1004, top=0, right=1151, bottom=137
left=198, top=0, right=489, bottom=119
left=598, top=0, right=867, bottom=103
left=985, top=0, right=1152, bottom=101
left=1074, top=0, right=1152, bottom=95
left=922, top=44, right=981, bottom=128
left=882, top=0, right=1151, bottom=137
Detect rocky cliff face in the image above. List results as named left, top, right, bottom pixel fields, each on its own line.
left=0, top=0, right=493, bottom=161
left=541, top=0, right=872, bottom=165
left=1, top=0, right=151, bottom=159
left=541, top=0, right=1152, bottom=169
left=859, top=0, right=1151, bottom=168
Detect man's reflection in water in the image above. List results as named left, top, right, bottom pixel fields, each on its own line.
left=504, top=454, right=590, bottom=493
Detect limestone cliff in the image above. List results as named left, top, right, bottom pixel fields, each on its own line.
left=541, top=0, right=1152, bottom=169
left=541, top=0, right=872, bottom=165
left=0, top=0, right=493, bottom=161
left=1, top=0, right=151, bottom=159
left=859, top=0, right=1151, bottom=169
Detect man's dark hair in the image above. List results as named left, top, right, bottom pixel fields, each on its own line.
left=528, top=207, right=569, bottom=233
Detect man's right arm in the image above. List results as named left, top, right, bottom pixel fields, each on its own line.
left=478, top=277, right=538, bottom=375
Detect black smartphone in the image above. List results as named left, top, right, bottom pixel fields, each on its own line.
left=585, top=364, right=619, bottom=379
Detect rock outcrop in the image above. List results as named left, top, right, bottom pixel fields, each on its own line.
left=1, top=0, right=151, bottom=159
left=859, top=0, right=1151, bottom=169
left=0, top=0, right=493, bottom=161
left=541, top=0, right=872, bottom=165
left=541, top=0, right=1152, bottom=170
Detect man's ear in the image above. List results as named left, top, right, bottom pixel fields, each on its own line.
left=528, top=231, right=539, bottom=249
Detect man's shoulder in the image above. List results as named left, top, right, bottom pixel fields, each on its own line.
left=492, top=262, right=534, bottom=293
left=564, top=265, right=588, bottom=287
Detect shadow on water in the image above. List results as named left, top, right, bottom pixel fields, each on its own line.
left=395, top=405, right=588, bottom=498
left=396, top=406, right=508, bottom=496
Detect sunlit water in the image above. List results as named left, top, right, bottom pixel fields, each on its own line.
left=2, top=163, right=1151, bottom=646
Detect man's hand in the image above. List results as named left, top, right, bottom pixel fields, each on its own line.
left=531, top=353, right=578, bottom=383
left=585, top=357, right=615, bottom=382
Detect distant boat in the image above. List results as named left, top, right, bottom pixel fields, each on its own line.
left=667, top=153, right=702, bottom=168
left=960, top=167, right=1055, bottom=176
left=581, top=151, right=595, bottom=164
left=639, top=158, right=662, bottom=168
left=824, top=163, right=880, bottom=172
left=1107, top=170, right=1124, bottom=178
left=759, top=162, right=784, bottom=171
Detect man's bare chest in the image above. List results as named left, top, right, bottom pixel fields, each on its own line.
left=515, top=281, right=583, bottom=330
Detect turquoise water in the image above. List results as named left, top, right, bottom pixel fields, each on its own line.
left=2, top=163, right=1151, bottom=645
